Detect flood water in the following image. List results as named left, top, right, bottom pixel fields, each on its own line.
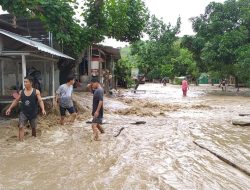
left=0, top=84, right=249, bottom=190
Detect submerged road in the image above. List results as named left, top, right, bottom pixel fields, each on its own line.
left=0, top=84, right=249, bottom=190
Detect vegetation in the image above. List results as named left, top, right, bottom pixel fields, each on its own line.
left=0, top=0, right=149, bottom=82
left=119, top=0, right=250, bottom=87
left=182, top=0, right=250, bottom=86
left=1, top=0, right=249, bottom=87
left=0, top=0, right=149, bottom=57
left=120, top=16, right=198, bottom=82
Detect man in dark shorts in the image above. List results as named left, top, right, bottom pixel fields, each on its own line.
left=219, top=79, right=227, bottom=91
left=56, top=76, right=77, bottom=125
left=91, top=78, right=104, bottom=141
left=6, top=76, right=46, bottom=141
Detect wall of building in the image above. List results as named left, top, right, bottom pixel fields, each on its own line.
left=0, top=58, right=60, bottom=97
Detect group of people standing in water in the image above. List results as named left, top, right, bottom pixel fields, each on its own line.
left=5, top=74, right=192, bottom=141
left=6, top=75, right=104, bottom=141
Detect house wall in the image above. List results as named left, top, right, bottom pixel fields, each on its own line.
left=0, top=58, right=59, bottom=97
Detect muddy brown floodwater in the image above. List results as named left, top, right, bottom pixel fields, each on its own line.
left=0, top=84, right=249, bottom=190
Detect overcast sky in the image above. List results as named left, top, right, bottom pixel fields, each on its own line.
left=0, top=0, right=225, bottom=47
left=144, top=0, right=225, bottom=36
left=104, top=0, right=225, bottom=47
left=103, top=0, right=226, bottom=47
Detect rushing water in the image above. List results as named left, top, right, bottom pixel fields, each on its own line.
left=0, top=84, right=249, bottom=190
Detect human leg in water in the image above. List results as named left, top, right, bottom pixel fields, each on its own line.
left=92, top=123, right=100, bottom=141
left=97, top=124, right=104, bottom=134
left=19, top=126, right=25, bottom=141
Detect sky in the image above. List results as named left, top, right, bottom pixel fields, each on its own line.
left=0, top=0, right=225, bottom=48
left=102, top=0, right=226, bottom=47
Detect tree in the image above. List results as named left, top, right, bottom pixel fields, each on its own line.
left=171, top=43, right=198, bottom=79
left=182, top=0, right=250, bottom=86
left=0, top=0, right=149, bottom=56
left=130, top=16, right=199, bottom=81
left=104, top=0, right=149, bottom=42
left=83, top=0, right=149, bottom=43
left=0, top=0, right=85, bottom=56
left=181, top=35, right=206, bottom=72
left=235, top=44, right=250, bottom=86
left=0, top=0, right=150, bottom=83
left=130, top=15, right=181, bottom=77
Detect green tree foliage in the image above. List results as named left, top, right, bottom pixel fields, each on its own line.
left=81, top=0, right=149, bottom=43
left=130, top=16, right=181, bottom=78
left=104, top=0, right=149, bottom=42
left=235, top=44, right=250, bottom=86
left=0, top=0, right=149, bottom=57
left=171, top=42, right=198, bottom=79
left=129, top=16, right=197, bottom=81
left=182, top=0, right=250, bottom=85
left=115, top=46, right=139, bottom=87
left=181, top=36, right=206, bottom=72
left=0, top=0, right=84, bottom=56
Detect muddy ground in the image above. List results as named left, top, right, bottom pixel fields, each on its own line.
left=0, top=84, right=249, bottom=190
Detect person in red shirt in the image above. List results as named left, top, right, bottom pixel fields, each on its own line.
left=182, top=78, right=189, bottom=96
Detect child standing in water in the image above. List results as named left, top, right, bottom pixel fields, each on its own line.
left=182, top=78, right=189, bottom=96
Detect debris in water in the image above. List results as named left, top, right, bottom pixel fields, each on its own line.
left=193, top=141, right=250, bottom=176
left=114, top=127, right=125, bottom=137
left=239, top=114, right=250, bottom=117
left=232, top=120, right=250, bottom=126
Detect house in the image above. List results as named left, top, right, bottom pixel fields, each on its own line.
left=78, top=44, right=121, bottom=90
left=0, top=14, right=121, bottom=94
left=0, top=28, right=74, bottom=107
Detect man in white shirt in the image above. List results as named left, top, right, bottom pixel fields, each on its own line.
left=56, top=76, right=77, bottom=125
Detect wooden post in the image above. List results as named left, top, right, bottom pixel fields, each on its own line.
left=1, top=60, right=4, bottom=95
left=99, top=49, right=102, bottom=82
left=111, top=55, right=115, bottom=89
left=21, top=55, right=27, bottom=89
left=0, top=37, right=3, bottom=95
left=52, top=62, right=55, bottom=97
left=43, top=62, right=47, bottom=92
left=88, top=46, right=91, bottom=76
left=0, top=35, right=3, bottom=52
left=16, top=61, right=20, bottom=91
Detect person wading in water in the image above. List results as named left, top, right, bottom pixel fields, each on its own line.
left=6, top=76, right=46, bottom=141
left=182, top=78, right=189, bottom=96
left=91, top=78, right=104, bottom=141
left=55, top=76, right=77, bottom=125
left=219, top=79, right=227, bottom=91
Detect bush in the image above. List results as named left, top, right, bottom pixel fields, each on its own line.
left=174, top=78, right=182, bottom=85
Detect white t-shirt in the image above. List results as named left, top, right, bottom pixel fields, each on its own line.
left=56, top=84, right=73, bottom=108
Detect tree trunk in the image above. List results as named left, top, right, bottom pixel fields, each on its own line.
left=235, top=76, right=239, bottom=88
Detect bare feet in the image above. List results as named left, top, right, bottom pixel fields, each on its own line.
left=94, top=136, right=101, bottom=141
left=97, top=125, right=105, bottom=134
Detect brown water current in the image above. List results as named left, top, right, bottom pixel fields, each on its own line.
left=0, top=84, right=249, bottom=190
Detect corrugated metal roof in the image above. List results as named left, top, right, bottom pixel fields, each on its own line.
left=0, top=29, right=74, bottom=60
